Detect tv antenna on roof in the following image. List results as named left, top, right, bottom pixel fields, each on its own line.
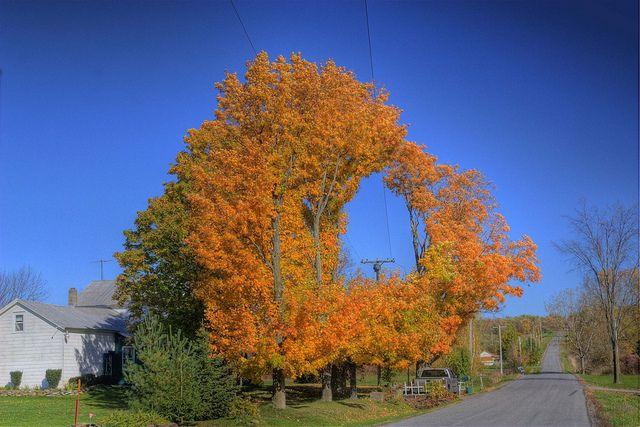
left=92, top=259, right=111, bottom=281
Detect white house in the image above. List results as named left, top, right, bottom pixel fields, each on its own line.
left=0, top=280, right=130, bottom=388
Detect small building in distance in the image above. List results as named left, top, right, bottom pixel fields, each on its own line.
left=479, top=351, right=498, bottom=367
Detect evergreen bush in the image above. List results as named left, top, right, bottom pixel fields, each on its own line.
left=125, top=315, right=237, bottom=424
left=45, top=369, right=62, bottom=388
left=9, top=371, right=22, bottom=389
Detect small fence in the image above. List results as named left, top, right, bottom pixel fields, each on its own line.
left=403, top=377, right=470, bottom=397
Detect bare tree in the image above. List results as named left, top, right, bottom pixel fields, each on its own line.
left=547, top=288, right=597, bottom=374
left=556, top=203, right=638, bottom=383
left=0, top=266, right=47, bottom=306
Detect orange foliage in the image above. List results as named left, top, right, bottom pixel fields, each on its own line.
left=175, top=52, right=405, bottom=382
left=171, top=52, right=539, bottom=397
left=386, top=140, right=541, bottom=353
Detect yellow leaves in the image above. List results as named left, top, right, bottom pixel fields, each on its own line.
left=167, top=51, right=542, bottom=380
left=177, top=52, right=411, bottom=378
left=384, top=139, right=541, bottom=357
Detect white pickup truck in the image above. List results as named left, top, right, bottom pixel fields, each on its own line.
left=415, top=367, right=460, bottom=394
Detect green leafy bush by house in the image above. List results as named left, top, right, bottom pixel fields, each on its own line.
left=45, top=369, right=62, bottom=388
left=9, top=371, right=22, bottom=389
left=445, top=347, right=471, bottom=378
left=125, top=315, right=237, bottom=424
left=97, top=409, right=168, bottom=427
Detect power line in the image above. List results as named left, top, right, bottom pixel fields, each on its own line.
left=364, top=0, right=375, bottom=83
left=230, top=0, right=257, bottom=56
left=364, top=0, right=393, bottom=258
left=381, top=176, right=393, bottom=257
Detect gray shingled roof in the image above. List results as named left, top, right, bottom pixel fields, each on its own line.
left=16, top=300, right=128, bottom=334
left=77, top=280, right=119, bottom=308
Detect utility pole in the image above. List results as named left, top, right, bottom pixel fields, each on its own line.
left=495, top=324, right=504, bottom=376
left=518, top=336, right=522, bottom=366
left=361, top=258, right=394, bottom=283
left=538, top=318, right=543, bottom=347
left=361, top=258, right=394, bottom=386
left=468, top=318, right=474, bottom=358
left=92, top=259, right=111, bottom=281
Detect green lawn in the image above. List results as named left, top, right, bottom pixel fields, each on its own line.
left=593, top=390, right=640, bottom=427
left=0, top=387, right=128, bottom=427
left=579, top=374, right=639, bottom=390
left=204, top=398, right=424, bottom=427
left=0, top=374, right=518, bottom=427
left=205, top=371, right=518, bottom=426
left=202, top=384, right=425, bottom=427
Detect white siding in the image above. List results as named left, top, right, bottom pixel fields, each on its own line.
left=62, top=331, right=115, bottom=385
left=0, top=305, right=64, bottom=388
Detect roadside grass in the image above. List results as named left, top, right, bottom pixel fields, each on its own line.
left=0, top=386, right=128, bottom=427
left=559, top=339, right=574, bottom=373
left=579, top=374, right=639, bottom=390
left=559, top=337, right=640, bottom=426
left=592, top=390, right=640, bottom=427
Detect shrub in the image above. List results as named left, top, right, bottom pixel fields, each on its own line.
left=405, top=382, right=456, bottom=409
left=424, top=381, right=450, bottom=400
left=445, top=347, right=470, bottom=378
left=621, top=353, right=640, bottom=375
left=9, top=371, right=22, bottom=389
left=66, top=373, right=103, bottom=390
left=380, top=366, right=395, bottom=385
left=228, top=398, right=261, bottom=425
left=125, top=315, right=238, bottom=424
left=45, top=369, right=62, bottom=388
left=97, top=409, right=168, bottom=427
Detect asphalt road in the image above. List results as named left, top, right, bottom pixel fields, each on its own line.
left=388, top=337, right=590, bottom=427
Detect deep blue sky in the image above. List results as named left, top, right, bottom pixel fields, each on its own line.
left=0, top=0, right=637, bottom=315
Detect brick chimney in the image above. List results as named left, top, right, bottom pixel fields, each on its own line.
left=68, top=287, right=77, bottom=306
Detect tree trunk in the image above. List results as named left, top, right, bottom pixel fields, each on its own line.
left=271, top=203, right=287, bottom=409
left=340, top=364, right=347, bottom=395
left=331, top=363, right=348, bottom=398
left=579, top=356, right=585, bottom=374
left=272, top=368, right=286, bottom=409
left=313, top=215, right=322, bottom=287
left=612, top=339, right=620, bottom=384
left=376, top=365, right=381, bottom=386
left=321, top=365, right=333, bottom=401
left=348, top=360, right=357, bottom=399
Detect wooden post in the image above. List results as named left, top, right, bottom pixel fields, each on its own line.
left=74, top=378, right=81, bottom=426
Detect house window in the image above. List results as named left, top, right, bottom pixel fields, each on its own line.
left=14, top=314, right=24, bottom=332
left=122, top=346, right=135, bottom=366
left=103, top=353, right=113, bottom=376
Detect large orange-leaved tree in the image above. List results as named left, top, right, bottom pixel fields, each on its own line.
left=175, top=53, right=405, bottom=408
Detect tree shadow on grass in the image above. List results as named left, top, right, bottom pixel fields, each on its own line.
left=337, top=401, right=365, bottom=409
left=83, top=386, right=129, bottom=410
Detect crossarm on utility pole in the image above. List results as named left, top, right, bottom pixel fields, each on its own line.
left=361, top=258, right=395, bottom=283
